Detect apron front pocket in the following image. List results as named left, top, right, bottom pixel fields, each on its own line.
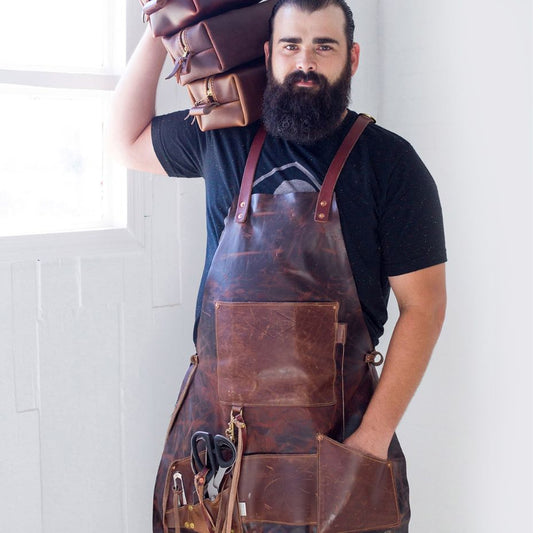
left=215, top=301, right=340, bottom=407
left=317, top=435, right=401, bottom=533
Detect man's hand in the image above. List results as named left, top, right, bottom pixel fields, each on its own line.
left=343, top=426, right=390, bottom=461
left=344, top=263, right=446, bottom=460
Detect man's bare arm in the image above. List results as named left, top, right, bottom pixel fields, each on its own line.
left=344, top=263, right=447, bottom=459
left=107, top=27, right=168, bottom=174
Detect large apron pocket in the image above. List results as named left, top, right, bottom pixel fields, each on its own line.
left=317, top=435, right=401, bottom=532
left=215, top=301, right=341, bottom=406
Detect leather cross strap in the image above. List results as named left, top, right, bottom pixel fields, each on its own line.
left=235, top=114, right=375, bottom=224
left=314, top=113, right=375, bottom=222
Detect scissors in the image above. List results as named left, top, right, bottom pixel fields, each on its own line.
left=191, top=431, right=236, bottom=500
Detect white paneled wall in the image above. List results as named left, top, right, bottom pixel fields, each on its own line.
left=1, top=171, right=206, bottom=533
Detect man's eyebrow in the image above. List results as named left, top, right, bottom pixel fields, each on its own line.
left=313, top=37, right=340, bottom=45
left=278, top=37, right=303, bottom=44
left=277, top=37, right=340, bottom=45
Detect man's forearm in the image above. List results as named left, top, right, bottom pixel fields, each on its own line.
left=346, top=306, right=445, bottom=458
left=344, top=264, right=447, bottom=459
left=107, top=27, right=167, bottom=165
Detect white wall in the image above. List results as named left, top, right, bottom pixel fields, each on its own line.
left=1, top=1, right=531, bottom=532
left=373, top=1, right=533, bottom=531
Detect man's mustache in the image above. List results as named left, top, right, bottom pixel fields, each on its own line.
left=284, top=70, right=326, bottom=87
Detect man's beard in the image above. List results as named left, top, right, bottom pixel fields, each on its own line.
left=262, top=61, right=352, bottom=144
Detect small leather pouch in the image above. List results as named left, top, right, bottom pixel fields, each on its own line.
left=186, top=61, right=266, bottom=131
left=162, top=1, right=274, bottom=85
left=163, top=456, right=242, bottom=533
left=317, top=435, right=401, bottom=532
left=215, top=301, right=340, bottom=406
left=140, top=0, right=260, bottom=37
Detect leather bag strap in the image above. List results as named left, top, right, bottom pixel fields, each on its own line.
left=314, top=113, right=375, bottom=222
left=235, top=125, right=267, bottom=223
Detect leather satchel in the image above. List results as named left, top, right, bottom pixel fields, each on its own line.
left=140, top=0, right=260, bottom=37
left=186, top=61, right=266, bottom=131
left=162, top=0, right=274, bottom=85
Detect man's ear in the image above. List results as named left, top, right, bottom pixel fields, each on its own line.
left=264, top=41, right=270, bottom=69
left=350, top=42, right=360, bottom=76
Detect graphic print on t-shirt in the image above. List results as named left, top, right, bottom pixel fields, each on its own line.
left=252, top=162, right=321, bottom=195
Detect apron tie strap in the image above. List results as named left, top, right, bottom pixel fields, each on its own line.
left=314, top=113, right=375, bottom=222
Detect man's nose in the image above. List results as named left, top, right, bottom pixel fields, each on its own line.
left=296, top=49, right=317, bottom=71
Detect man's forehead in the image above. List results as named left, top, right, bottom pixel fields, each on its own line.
left=271, top=4, right=346, bottom=40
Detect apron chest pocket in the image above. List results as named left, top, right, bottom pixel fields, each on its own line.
left=215, top=301, right=341, bottom=407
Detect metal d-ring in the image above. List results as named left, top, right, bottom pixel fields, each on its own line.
left=365, top=350, right=384, bottom=366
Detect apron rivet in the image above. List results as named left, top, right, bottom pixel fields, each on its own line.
left=320, top=200, right=327, bottom=207
left=237, top=213, right=244, bottom=219
left=318, top=213, right=325, bottom=219
left=239, top=201, right=246, bottom=207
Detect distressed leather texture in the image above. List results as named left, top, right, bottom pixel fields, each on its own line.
left=140, top=0, right=260, bottom=37
left=318, top=435, right=400, bottom=532
left=186, top=61, right=266, bottom=131
left=162, top=1, right=274, bottom=85
left=152, top=117, right=411, bottom=533
left=215, top=301, right=339, bottom=406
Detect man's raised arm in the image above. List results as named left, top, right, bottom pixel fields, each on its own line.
left=107, top=27, right=168, bottom=174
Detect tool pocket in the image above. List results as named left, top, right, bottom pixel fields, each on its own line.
left=163, top=456, right=242, bottom=533
left=237, top=453, right=318, bottom=526
left=317, top=435, right=401, bottom=533
left=215, top=301, right=340, bottom=407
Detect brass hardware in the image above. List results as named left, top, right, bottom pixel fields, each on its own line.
left=359, top=112, right=376, bottom=123
left=364, top=350, right=384, bottom=366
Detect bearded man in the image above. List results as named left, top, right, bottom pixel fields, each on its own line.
left=109, top=0, right=447, bottom=532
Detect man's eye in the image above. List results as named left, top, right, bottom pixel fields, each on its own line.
left=317, top=45, right=332, bottom=51
left=284, top=44, right=298, bottom=51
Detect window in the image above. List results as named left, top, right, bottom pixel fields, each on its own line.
left=0, top=0, right=128, bottom=237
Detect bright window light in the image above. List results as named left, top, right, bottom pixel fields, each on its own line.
left=0, top=0, right=126, bottom=238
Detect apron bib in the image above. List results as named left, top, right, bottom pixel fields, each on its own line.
left=153, top=115, right=410, bottom=533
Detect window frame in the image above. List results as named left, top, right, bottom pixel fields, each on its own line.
left=0, top=2, right=147, bottom=261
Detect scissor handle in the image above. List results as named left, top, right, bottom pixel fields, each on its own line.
left=191, top=431, right=216, bottom=477
left=213, top=434, right=236, bottom=469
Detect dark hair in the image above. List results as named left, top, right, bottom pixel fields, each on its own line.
left=268, top=0, right=355, bottom=51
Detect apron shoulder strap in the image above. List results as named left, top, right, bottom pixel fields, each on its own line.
left=234, top=113, right=375, bottom=224
left=235, top=125, right=267, bottom=223
left=314, top=113, right=375, bottom=222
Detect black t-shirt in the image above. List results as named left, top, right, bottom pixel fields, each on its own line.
left=152, top=110, right=447, bottom=346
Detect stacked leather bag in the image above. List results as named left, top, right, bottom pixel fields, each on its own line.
left=140, top=0, right=275, bottom=131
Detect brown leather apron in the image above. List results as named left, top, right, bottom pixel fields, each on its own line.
left=153, top=115, right=410, bottom=533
